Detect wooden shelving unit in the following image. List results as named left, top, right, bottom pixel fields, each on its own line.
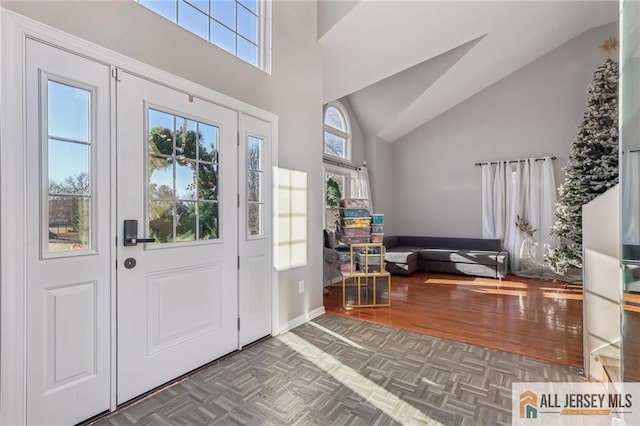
left=341, top=243, right=391, bottom=309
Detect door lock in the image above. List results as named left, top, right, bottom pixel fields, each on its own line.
left=123, top=219, right=156, bottom=246
left=124, top=257, right=137, bottom=269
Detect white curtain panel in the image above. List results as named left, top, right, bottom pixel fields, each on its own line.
left=504, top=161, right=525, bottom=272
left=481, top=164, right=496, bottom=238
left=493, top=162, right=506, bottom=240
left=623, top=151, right=640, bottom=245
left=480, top=157, right=558, bottom=273
left=539, top=157, right=559, bottom=258
left=350, top=166, right=373, bottom=209
left=528, top=158, right=542, bottom=259
left=481, top=161, right=506, bottom=239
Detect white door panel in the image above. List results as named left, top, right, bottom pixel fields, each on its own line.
left=116, top=71, right=238, bottom=404
left=25, top=39, right=111, bottom=425
left=239, top=115, right=273, bottom=347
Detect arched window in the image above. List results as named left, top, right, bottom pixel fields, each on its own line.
left=324, top=102, right=350, bottom=161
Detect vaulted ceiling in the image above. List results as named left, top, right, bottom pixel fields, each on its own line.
left=319, top=1, right=618, bottom=142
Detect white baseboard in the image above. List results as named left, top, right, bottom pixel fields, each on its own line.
left=328, top=276, right=342, bottom=285
left=277, top=306, right=325, bottom=335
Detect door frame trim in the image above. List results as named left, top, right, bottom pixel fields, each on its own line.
left=0, top=8, right=279, bottom=424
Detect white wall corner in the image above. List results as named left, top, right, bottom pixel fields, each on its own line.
left=277, top=306, right=326, bottom=335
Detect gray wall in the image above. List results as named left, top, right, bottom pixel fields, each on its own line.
left=366, top=136, right=394, bottom=234
left=391, top=22, right=618, bottom=238
left=3, top=0, right=324, bottom=329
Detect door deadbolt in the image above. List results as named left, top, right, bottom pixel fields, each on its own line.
left=124, top=257, right=137, bottom=269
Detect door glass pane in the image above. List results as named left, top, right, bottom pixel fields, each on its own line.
left=149, top=109, right=174, bottom=156
left=246, top=135, right=263, bottom=236
left=149, top=201, right=175, bottom=243
left=46, top=81, right=92, bottom=254
left=199, top=123, right=218, bottom=162
left=247, top=171, right=261, bottom=202
left=149, top=158, right=174, bottom=200
left=176, top=117, right=198, bottom=160
left=248, top=203, right=261, bottom=236
left=198, top=163, right=218, bottom=200
left=48, top=196, right=91, bottom=251
left=48, top=139, right=89, bottom=194
left=147, top=108, right=221, bottom=242
left=198, top=202, right=218, bottom=239
left=248, top=136, right=261, bottom=170
left=175, top=160, right=197, bottom=200
left=48, top=80, right=90, bottom=141
left=176, top=201, right=197, bottom=241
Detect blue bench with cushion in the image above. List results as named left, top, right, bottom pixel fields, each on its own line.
left=383, top=236, right=508, bottom=279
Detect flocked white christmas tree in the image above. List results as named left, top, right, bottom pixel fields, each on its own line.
left=547, top=47, right=619, bottom=274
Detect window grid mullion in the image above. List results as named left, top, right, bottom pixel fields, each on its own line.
left=324, top=126, right=349, bottom=140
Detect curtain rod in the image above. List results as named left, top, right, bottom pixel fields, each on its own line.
left=323, top=158, right=365, bottom=171
left=474, top=156, right=556, bottom=166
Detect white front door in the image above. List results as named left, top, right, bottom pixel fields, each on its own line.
left=24, top=39, right=112, bottom=425
left=116, top=71, right=239, bottom=403
left=238, top=115, right=273, bottom=347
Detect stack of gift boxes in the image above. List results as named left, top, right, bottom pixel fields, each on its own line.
left=335, top=198, right=385, bottom=273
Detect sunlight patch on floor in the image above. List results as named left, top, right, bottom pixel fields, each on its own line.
left=423, top=278, right=527, bottom=289
left=278, top=332, right=443, bottom=425
left=471, top=288, right=528, bottom=297
left=307, top=321, right=364, bottom=349
left=542, top=292, right=583, bottom=301
left=540, top=286, right=583, bottom=293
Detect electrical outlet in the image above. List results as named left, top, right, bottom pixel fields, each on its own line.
left=298, top=280, right=304, bottom=293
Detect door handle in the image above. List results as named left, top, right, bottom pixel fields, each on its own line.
left=123, top=219, right=156, bottom=246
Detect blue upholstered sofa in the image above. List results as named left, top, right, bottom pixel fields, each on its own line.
left=383, top=236, right=508, bottom=279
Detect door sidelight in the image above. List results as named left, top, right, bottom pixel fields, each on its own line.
left=123, top=219, right=156, bottom=246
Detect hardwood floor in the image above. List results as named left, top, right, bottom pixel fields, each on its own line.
left=324, top=272, right=583, bottom=368
left=623, top=293, right=640, bottom=381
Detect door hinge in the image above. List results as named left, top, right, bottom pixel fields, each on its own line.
left=237, top=255, right=240, bottom=270
left=238, top=194, right=240, bottom=208
left=111, top=68, right=121, bottom=82
left=238, top=318, right=240, bottom=331
left=237, top=132, right=240, bottom=146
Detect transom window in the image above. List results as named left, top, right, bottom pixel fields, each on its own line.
left=137, top=0, right=269, bottom=70
left=324, top=102, right=351, bottom=161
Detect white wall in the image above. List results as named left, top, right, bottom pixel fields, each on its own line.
left=317, top=0, right=359, bottom=40
left=582, top=185, right=621, bottom=379
left=2, top=0, right=324, bottom=330
left=391, top=22, right=618, bottom=237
